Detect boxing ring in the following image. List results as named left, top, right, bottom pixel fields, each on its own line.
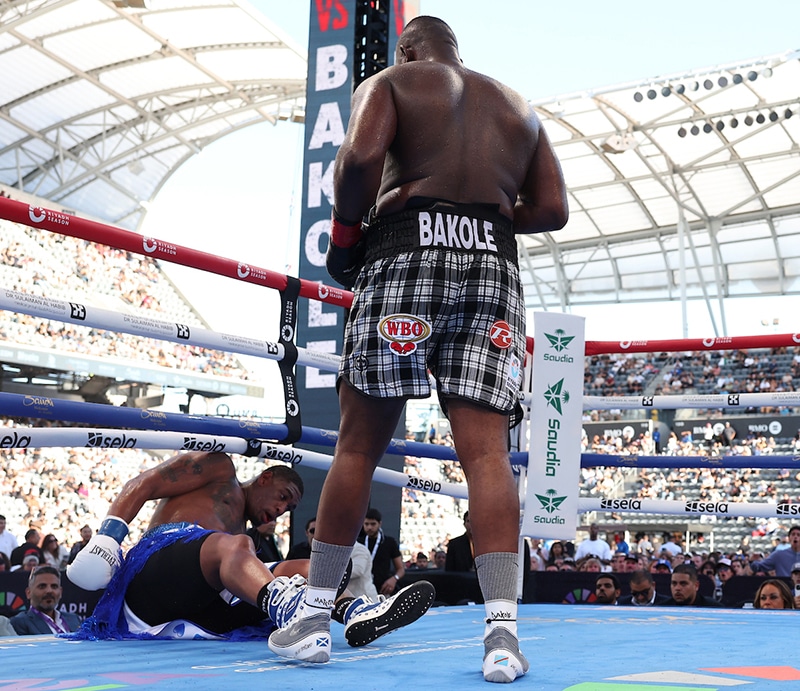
left=2, top=196, right=800, bottom=690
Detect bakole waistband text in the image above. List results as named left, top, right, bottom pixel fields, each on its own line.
left=418, top=211, right=498, bottom=252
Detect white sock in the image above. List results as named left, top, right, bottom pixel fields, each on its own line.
left=484, top=599, right=518, bottom=638
left=299, top=586, right=336, bottom=619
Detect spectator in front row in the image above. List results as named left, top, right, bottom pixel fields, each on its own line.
left=67, top=525, right=93, bottom=565
left=408, top=552, right=431, bottom=571
left=753, top=579, right=795, bottom=610
left=594, top=574, right=620, bottom=605
left=41, top=534, right=70, bottom=571
left=10, top=565, right=81, bottom=635
left=791, top=562, right=800, bottom=609
left=432, top=550, right=446, bottom=570
left=10, top=529, right=44, bottom=569
left=0, top=515, right=18, bottom=561
left=618, top=570, right=671, bottom=606
left=661, top=564, right=722, bottom=607
left=750, top=525, right=800, bottom=577
left=0, top=615, right=17, bottom=636
left=574, top=523, right=612, bottom=563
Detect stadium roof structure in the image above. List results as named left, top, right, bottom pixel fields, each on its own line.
left=0, top=0, right=306, bottom=231
left=1, top=1, right=799, bottom=335
left=525, top=49, right=800, bottom=331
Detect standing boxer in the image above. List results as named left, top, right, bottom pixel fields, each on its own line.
left=269, top=15, right=568, bottom=683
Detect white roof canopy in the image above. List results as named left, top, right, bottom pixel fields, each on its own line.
left=0, top=0, right=306, bottom=230
left=523, top=49, right=800, bottom=318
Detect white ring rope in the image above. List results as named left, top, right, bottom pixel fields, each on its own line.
left=583, top=392, right=800, bottom=410
left=5, top=427, right=797, bottom=516
left=0, top=426, right=469, bottom=500
left=579, top=496, right=799, bottom=520
left=9, top=287, right=799, bottom=413
left=0, top=287, right=341, bottom=374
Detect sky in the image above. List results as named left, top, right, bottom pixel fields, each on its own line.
left=140, top=1, right=800, bottom=411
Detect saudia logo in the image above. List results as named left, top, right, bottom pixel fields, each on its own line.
left=86, top=432, right=137, bottom=448
left=535, top=488, right=567, bottom=514
left=544, top=378, right=569, bottom=414
left=546, top=419, right=562, bottom=477
left=544, top=329, right=574, bottom=353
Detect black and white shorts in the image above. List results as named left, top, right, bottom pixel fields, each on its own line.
left=340, top=246, right=526, bottom=415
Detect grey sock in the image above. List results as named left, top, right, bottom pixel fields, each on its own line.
left=309, top=538, right=354, bottom=590
left=474, top=551, right=519, bottom=602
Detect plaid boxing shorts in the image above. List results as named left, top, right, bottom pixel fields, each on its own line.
left=339, top=199, right=526, bottom=415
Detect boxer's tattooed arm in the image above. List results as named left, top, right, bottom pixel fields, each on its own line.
left=158, top=456, right=205, bottom=484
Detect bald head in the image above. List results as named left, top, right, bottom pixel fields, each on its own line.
left=397, top=16, right=459, bottom=63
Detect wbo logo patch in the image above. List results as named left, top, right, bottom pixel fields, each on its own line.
left=378, top=314, right=431, bottom=357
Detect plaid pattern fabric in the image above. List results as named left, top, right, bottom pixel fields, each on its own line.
left=340, top=248, right=525, bottom=414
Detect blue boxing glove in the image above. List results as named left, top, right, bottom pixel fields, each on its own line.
left=326, top=210, right=366, bottom=289
left=66, top=516, right=128, bottom=590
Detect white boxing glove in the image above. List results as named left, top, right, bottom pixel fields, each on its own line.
left=66, top=516, right=128, bottom=591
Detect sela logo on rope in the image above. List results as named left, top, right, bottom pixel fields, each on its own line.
left=0, top=431, right=32, bottom=448
left=69, top=303, right=86, bottom=320
left=490, top=320, right=513, bottom=349
left=378, top=314, right=431, bottom=356
left=600, top=498, right=641, bottom=510
left=181, top=437, right=225, bottom=453
left=685, top=501, right=728, bottom=514
left=86, top=432, right=137, bottom=449
left=777, top=503, right=800, bottom=515
left=261, top=444, right=303, bottom=465
left=406, top=476, right=441, bottom=493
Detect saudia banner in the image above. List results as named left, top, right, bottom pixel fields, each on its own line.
left=522, top=312, right=585, bottom=539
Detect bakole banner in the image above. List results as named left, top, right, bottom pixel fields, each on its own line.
left=522, top=312, right=585, bottom=539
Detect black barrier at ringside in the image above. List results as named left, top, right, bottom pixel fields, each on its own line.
left=0, top=569, right=774, bottom=625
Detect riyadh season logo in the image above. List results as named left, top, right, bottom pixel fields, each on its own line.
left=544, top=329, right=574, bottom=352
left=544, top=378, right=570, bottom=414
left=535, top=489, right=567, bottom=514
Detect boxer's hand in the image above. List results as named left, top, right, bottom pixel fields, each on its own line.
left=67, top=516, right=128, bottom=591
left=326, top=212, right=366, bottom=289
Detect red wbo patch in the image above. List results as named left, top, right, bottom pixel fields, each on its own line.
left=489, top=320, right=513, bottom=349
left=378, top=313, right=432, bottom=358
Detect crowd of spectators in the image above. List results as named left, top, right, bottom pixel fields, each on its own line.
left=2, top=218, right=249, bottom=379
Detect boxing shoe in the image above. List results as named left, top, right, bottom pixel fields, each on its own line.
left=343, top=580, right=435, bottom=647
left=268, top=608, right=332, bottom=663
left=482, top=626, right=529, bottom=683
left=266, top=574, right=307, bottom=629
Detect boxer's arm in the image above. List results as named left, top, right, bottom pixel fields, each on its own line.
left=514, top=112, right=569, bottom=234
left=68, top=452, right=235, bottom=590
left=333, top=75, right=397, bottom=224
left=109, top=451, right=236, bottom=523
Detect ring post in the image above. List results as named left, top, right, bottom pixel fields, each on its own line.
left=521, top=312, right=585, bottom=539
